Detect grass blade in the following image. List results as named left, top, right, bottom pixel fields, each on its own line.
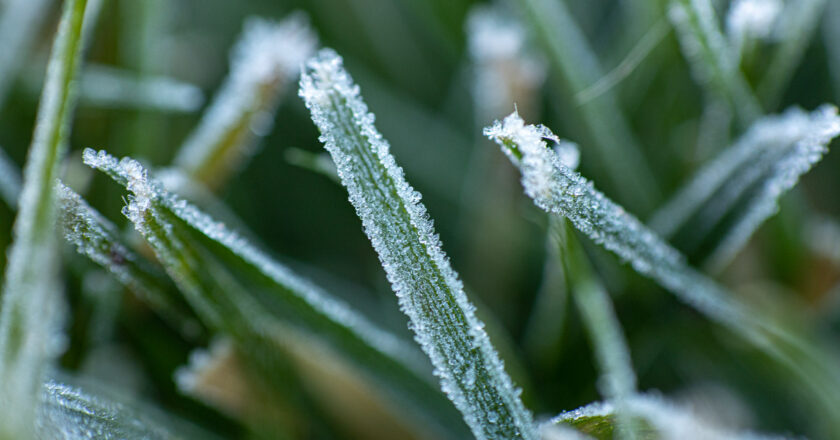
left=485, top=110, right=840, bottom=435
left=83, top=148, right=469, bottom=439
left=57, top=183, right=195, bottom=331
left=514, top=0, right=659, bottom=214
left=0, top=0, right=52, bottom=107
left=648, top=106, right=840, bottom=269
left=173, top=14, right=317, bottom=190
left=550, top=220, right=639, bottom=440
left=668, top=0, right=762, bottom=127
left=300, top=48, right=536, bottom=440
left=758, top=0, right=826, bottom=109
left=0, top=0, right=92, bottom=437
left=39, top=373, right=218, bottom=439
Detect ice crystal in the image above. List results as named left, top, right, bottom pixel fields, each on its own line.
left=300, top=48, right=536, bottom=440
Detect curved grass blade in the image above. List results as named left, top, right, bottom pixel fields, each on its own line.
left=668, top=0, right=762, bottom=127
left=300, top=48, right=536, bottom=440
left=514, top=0, right=659, bottom=214
left=38, top=373, right=218, bottom=440
left=0, top=0, right=92, bottom=437
left=648, top=106, right=840, bottom=270
left=485, top=111, right=840, bottom=435
left=83, top=149, right=469, bottom=439
left=0, top=147, right=21, bottom=207
left=173, top=14, right=316, bottom=190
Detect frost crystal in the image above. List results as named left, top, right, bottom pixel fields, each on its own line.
left=650, top=106, right=840, bottom=269
left=466, top=5, right=546, bottom=120
left=485, top=111, right=761, bottom=340
left=174, top=13, right=317, bottom=188
left=300, top=49, right=537, bottom=440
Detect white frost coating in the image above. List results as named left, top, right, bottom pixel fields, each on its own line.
left=548, top=396, right=781, bottom=440
left=81, top=148, right=428, bottom=384
left=708, top=106, right=840, bottom=270
left=0, top=146, right=21, bottom=206
left=174, top=13, right=317, bottom=185
left=669, top=0, right=761, bottom=125
left=300, top=49, right=536, bottom=440
left=466, top=5, right=546, bottom=119
left=726, top=0, right=782, bottom=41
left=485, top=111, right=764, bottom=341
left=38, top=377, right=212, bottom=439
left=649, top=106, right=840, bottom=269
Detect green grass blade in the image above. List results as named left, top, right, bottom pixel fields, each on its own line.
left=758, top=0, right=826, bottom=110
left=0, top=0, right=91, bottom=437
left=83, top=148, right=469, bottom=439
left=38, top=373, right=218, bottom=439
left=546, top=395, right=774, bottom=440
left=648, top=106, right=840, bottom=269
left=300, top=48, right=536, bottom=440
left=668, top=0, right=762, bottom=127
left=173, top=14, right=316, bottom=190
left=551, top=220, right=638, bottom=440
left=514, top=0, right=659, bottom=214
left=485, top=111, right=840, bottom=434
left=57, top=183, right=194, bottom=331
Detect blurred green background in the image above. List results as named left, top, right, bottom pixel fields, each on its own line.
left=1, top=0, right=840, bottom=438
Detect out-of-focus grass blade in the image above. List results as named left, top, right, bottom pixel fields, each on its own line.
left=83, top=149, right=469, bottom=439
left=550, top=219, right=639, bottom=440
left=648, top=106, right=840, bottom=270
left=0, top=0, right=92, bottom=437
left=668, top=0, right=762, bottom=127
left=300, top=48, right=536, bottom=440
left=76, top=64, right=204, bottom=112
left=514, top=0, right=659, bottom=214
left=0, top=147, right=21, bottom=207
left=0, top=0, right=52, bottom=107
left=545, top=395, right=776, bottom=440
left=758, top=0, right=826, bottom=110
left=725, top=0, right=782, bottom=64
left=173, top=14, right=316, bottom=190
left=38, top=373, right=219, bottom=440
left=486, top=111, right=840, bottom=436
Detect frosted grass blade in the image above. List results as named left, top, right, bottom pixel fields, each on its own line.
left=726, top=0, right=782, bottom=63
left=174, top=14, right=316, bottom=190
left=57, top=183, right=194, bottom=331
left=38, top=374, right=218, bottom=439
left=669, top=0, right=762, bottom=127
left=486, top=111, right=840, bottom=434
left=83, top=149, right=469, bottom=439
left=758, top=0, right=826, bottom=109
left=0, top=0, right=92, bottom=437
left=0, top=147, right=21, bottom=207
left=648, top=106, right=840, bottom=269
left=300, top=49, right=536, bottom=440
left=514, top=0, right=659, bottom=214
left=550, top=220, right=638, bottom=440
left=547, top=395, right=776, bottom=439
